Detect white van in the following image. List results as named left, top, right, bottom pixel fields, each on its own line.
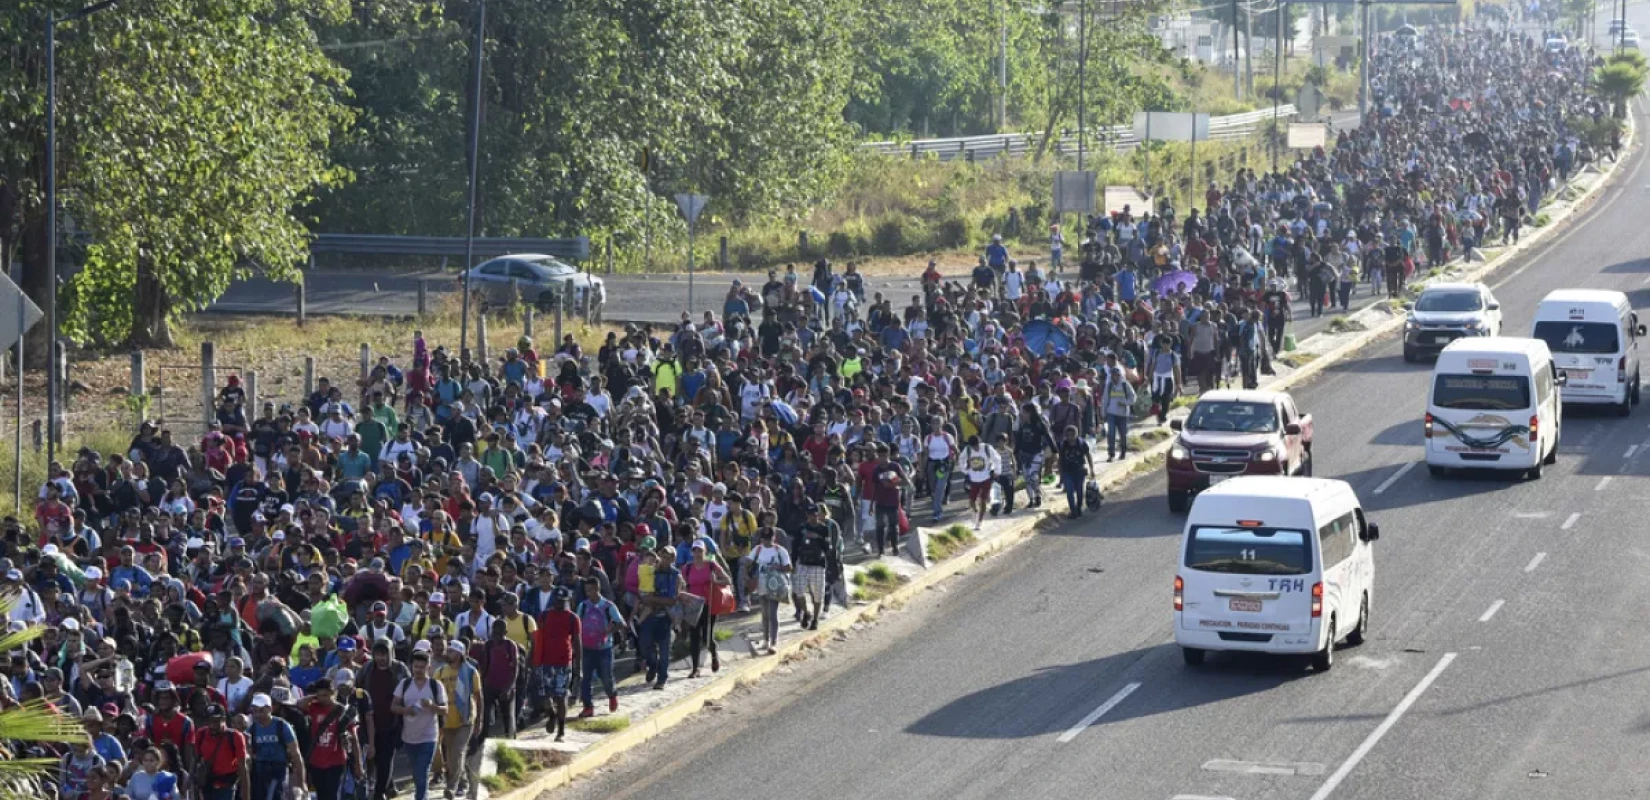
left=1530, top=289, right=1643, bottom=415
left=1174, top=476, right=1378, bottom=671
left=1425, top=338, right=1561, bottom=479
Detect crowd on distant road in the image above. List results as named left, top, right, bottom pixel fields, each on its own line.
left=0, top=21, right=1607, bottom=800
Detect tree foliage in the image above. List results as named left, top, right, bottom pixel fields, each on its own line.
left=0, top=0, right=353, bottom=348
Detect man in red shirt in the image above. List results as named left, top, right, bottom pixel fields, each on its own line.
left=189, top=705, right=250, bottom=800
left=299, top=679, right=357, bottom=800
left=532, top=588, right=581, bottom=741
left=801, top=422, right=831, bottom=468
left=144, top=682, right=194, bottom=751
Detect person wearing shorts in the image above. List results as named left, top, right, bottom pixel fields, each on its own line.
left=959, top=435, right=1001, bottom=530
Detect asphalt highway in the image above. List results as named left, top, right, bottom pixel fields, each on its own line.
left=551, top=28, right=1650, bottom=800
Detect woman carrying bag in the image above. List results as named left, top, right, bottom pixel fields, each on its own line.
left=681, top=543, right=732, bottom=677
left=747, top=518, right=793, bottom=656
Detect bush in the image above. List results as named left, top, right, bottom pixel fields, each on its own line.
left=827, top=231, right=856, bottom=258
left=934, top=216, right=971, bottom=250
left=872, top=218, right=909, bottom=254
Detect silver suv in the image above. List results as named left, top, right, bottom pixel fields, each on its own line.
left=1403, top=282, right=1502, bottom=362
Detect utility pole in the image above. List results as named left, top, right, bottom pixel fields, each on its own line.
left=45, top=0, right=122, bottom=461
left=459, top=0, right=486, bottom=362
left=999, top=0, right=1009, bottom=131
left=1273, top=0, right=1283, bottom=174
left=1360, top=0, right=1372, bottom=121
left=1233, top=0, right=1242, bottom=99
left=1078, top=0, right=1089, bottom=172
left=1246, top=1, right=1255, bottom=98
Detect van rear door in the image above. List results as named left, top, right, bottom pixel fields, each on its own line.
left=1180, top=525, right=1317, bottom=639
left=1533, top=317, right=1622, bottom=399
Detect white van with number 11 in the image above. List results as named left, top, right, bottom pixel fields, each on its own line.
left=1174, top=476, right=1378, bottom=671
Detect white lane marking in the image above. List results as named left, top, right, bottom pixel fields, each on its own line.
left=1057, top=681, right=1141, bottom=743
left=1171, top=796, right=1237, bottom=800
left=1596, top=476, right=1614, bottom=491
left=1307, top=653, right=1459, bottom=800
left=1642, top=274, right=1650, bottom=285
left=1525, top=552, right=1548, bottom=573
left=1479, top=599, right=1506, bottom=622
left=1513, top=511, right=1551, bottom=519
left=1372, top=461, right=1418, bottom=495
left=1562, top=512, right=1582, bottom=530
left=1628, top=445, right=1640, bottom=459
left=1203, top=759, right=1325, bottom=776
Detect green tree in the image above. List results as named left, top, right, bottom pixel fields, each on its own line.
left=1594, top=59, right=1645, bottom=118
left=0, top=0, right=354, bottom=349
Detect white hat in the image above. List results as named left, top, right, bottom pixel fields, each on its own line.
left=413, top=640, right=434, bottom=654
left=186, top=537, right=206, bottom=550
left=272, top=531, right=286, bottom=541
left=41, top=544, right=58, bottom=557
left=60, top=618, right=80, bottom=631
left=84, top=566, right=102, bottom=581
left=250, top=693, right=273, bottom=709
left=428, top=592, right=446, bottom=605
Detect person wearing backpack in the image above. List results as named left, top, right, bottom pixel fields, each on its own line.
left=389, top=651, right=445, bottom=800
left=532, top=587, right=580, bottom=741
left=574, top=576, right=626, bottom=719
left=921, top=420, right=957, bottom=523
left=247, top=693, right=304, bottom=800
left=476, top=620, right=523, bottom=738
left=433, top=641, right=484, bottom=800
left=188, top=705, right=249, bottom=800
left=296, top=679, right=356, bottom=800
left=358, top=640, right=410, bottom=800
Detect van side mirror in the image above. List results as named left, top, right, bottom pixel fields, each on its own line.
left=1487, top=302, right=1501, bottom=311
left=1169, top=419, right=1184, bottom=431
left=1285, top=422, right=1303, bottom=435
left=1556, top=371, right=1570, bottom=387
left=1363, top=522, right=1381, bottom=542
left=1637, top=324, right=1646, bottom=336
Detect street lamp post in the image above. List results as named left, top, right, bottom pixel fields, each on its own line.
left=459, top=0, right=486, bottom=363
left=45, top=0, right=120, bottom=465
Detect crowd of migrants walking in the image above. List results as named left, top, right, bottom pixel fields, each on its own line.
left=0, top=21, right=1608, bottom=800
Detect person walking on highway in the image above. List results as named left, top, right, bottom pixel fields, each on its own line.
left=1057, top=425, right=1095, bottom=519
left=1148, top=336, right=1183, bottom=426
left=1100, top=363, right=1136, bottom=461
left=749, top=525, right=792, bottom=656
left=922, top=420, right=957, bottom=524
left=960, top=435, right=1001, bottom=529
left=1013, top=402, right=1056, bottom=508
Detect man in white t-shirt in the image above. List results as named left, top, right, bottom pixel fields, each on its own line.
left=960, top=437, right=1001, bottom=530
left=390, top=650, right=446, bottom=800
left=1002, top=262, right=1025, bottom=302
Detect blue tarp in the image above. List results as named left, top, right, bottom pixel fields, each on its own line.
left=1022, top=319, right=1073, bottom=357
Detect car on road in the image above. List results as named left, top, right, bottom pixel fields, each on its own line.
left=1174, top=476, right=1379, bottom=671
left=1610, top=17, right=1628, bottom=36
left=1403, top=282, right=1503, bottom=362
left=1165, top=390, right=1314, bottom=512
left=458, top=253, right=604, bottom=312
left=1545, top=34, right=1569, bottom=52
left=1530, top=288, right=1643, bottom=414
left=1624, top=29, right=1641, bottom=49
left=1425, top=337, right=1562, bottom=479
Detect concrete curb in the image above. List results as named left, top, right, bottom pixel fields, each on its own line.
left=493, top=117, right=1637, bottom=800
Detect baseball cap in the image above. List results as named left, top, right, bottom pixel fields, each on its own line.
left=83, top=566, right=102, bottom=581
left=4, top=570, right=20, bottom=581
left=446, top=641, right=466, bottom=655
left=250, top=694, right=273, bottom=709
left=41, top=544, right=58, bottom=556
left=428, top=592, right=445, bottom=605
left=371, top=601, right=388, bottom=613
left=337, top=638, right=357, bottom=652
left=186, top=537, right=205, bottom=550
left=60, top=618, right=80, bottom=632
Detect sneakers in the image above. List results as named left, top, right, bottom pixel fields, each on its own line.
left=577, top=703, right=596, bottom=717
left=608, top=695, right=619, bottom=713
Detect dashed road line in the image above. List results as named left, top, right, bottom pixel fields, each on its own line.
left=1628, top=445, right=1640, bottom=459
left=1202, top=759, right=1326, bottom=776
left=1562, top=512, right=1581, bottom=530
left=1373, top=461, right=1418, bottom=495
left=1479, top=600, right=1506, bottom=622
left=1525, top=552, right=1547, bottom=572
left=1596, top=476, right=1614, bottom=491
left=1057, top=681, right=1141, bottom=743
left=1307, top=653, right=1459, bottom=800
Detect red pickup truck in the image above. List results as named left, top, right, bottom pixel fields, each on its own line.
left=1165, top=389, right=1315, bottom=512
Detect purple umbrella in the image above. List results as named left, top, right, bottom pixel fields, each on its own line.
left=1153, top=269, right=1198, bottom=297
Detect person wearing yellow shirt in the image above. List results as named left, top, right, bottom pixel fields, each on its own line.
left=433, top=640, right=484, bottom=797
left=424, top=522, right=463, bottom=576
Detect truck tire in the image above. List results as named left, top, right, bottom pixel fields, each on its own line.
left=1312, top=617, right=1336, bottom=672
left=1168, top=490, right=1191, bottom=513
left=1182, top=647, right=1206, bottom=667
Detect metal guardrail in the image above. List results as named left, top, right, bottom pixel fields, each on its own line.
left=309, top=234, right=591, bottom=261
left=863, top=106, right=1299, bottom=162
